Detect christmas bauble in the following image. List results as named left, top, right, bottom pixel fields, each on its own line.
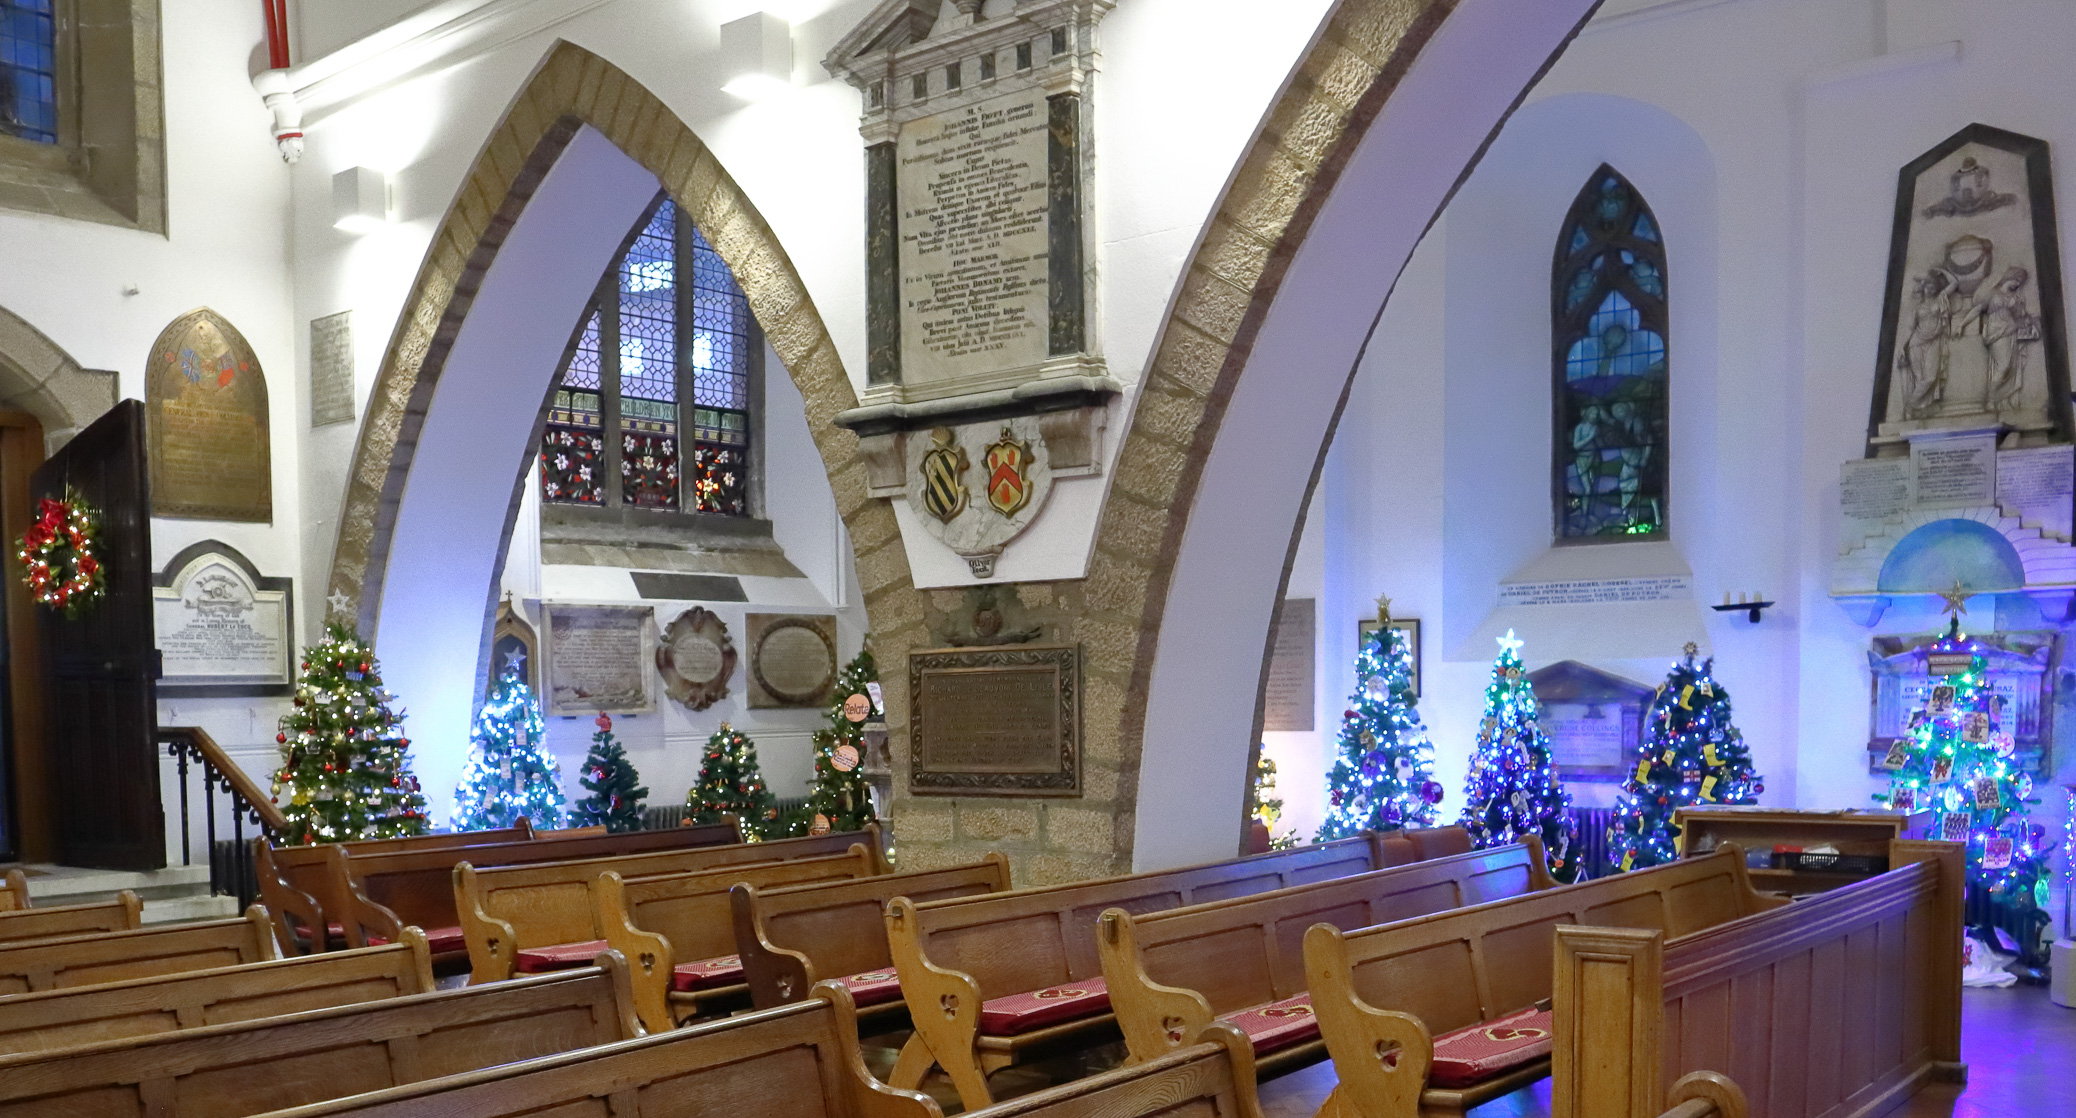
left=596, top=713, right=613, bottom=732
left=1420, top=780, right=1444, bottom=805
left=810, top=813, right=832, bottom=836
left=833, top=744, right=860, bottom=772
left=1363, top=675, right=1388, bottom=700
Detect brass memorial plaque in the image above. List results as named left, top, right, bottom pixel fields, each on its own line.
left=146, top=308, right=272, bottom=522
left=910, top=644, right=1080, bottom=796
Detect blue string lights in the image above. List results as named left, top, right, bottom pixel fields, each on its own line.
left=452, top=670, right=566, bottom=831
left=1460, top=630, right=1578, bottom=881
left=1316, top=599, right=1442, bottom=840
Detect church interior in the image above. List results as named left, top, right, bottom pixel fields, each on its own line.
left=1, top=0, right=2074, bottom=1114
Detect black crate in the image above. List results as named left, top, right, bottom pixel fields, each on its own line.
left=1770, top=850, right=1887, bottom=875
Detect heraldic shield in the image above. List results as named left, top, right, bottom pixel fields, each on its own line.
left=919, top=427, right=969, bottom=523
left=985, top=428, right=1033, bottom=517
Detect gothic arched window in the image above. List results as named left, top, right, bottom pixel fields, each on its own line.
left=540, top=192, right=757, bottom=517
left=0, top=0, right=60, bottom=143
left=1553, top=167, right=1667, bottom=540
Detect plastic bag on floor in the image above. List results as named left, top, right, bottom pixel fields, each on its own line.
left=1962, top=930, right=2018, bottom=987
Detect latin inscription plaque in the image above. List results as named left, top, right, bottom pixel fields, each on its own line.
left=546, top=604, right=653, bottom=715
left=911, top=643, right=1080, bottom=796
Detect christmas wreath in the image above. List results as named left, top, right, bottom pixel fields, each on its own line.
left=17, top=494, right=104, bottom=618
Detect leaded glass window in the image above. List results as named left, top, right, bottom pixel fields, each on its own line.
left=540, top=193, right=758, bottom=517
left=1553, top=167, right=1667, bottom=540
left=0, top=0, right=59, bottom=144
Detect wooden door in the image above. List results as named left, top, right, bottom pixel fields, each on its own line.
left=32, top=400, right=162, bottom=869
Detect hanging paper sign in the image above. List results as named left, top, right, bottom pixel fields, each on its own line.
left=1928, top=686, right=1956, bottom=713
left=1931, top=755, right=1954, bottom=783
left=1891, top=787, right=1915, bottom=812
left=1961, top=711, right=1990, bottom=743
left=1983, top=836, right=2014, bottom=869
left=1881, top=741, right=1911, bottom=770
left=1926, top=651, right=1974, bottom=677
left=833, top=744, right=860, bottom=772
left=843, top=693, right=872, bottom=723
left=865, top=682, right=884, bottom=712
left=1973, top=777, right=2002, bottom=809
left=1940, top=813, right=1972, bottom=842
left=1635, top=758, right=1651, bottom=782
left=1704, top=742, right=1722, bottom=766
left=1990, top=731, right=2015, bottom=757
left=1699, top=775, right=1718, bottom=801
left=1678, top=685, right=1695, bottom=709
left=1363, top=675, right=1388, bottom=700
left=809, top=813, right=832, bottom=836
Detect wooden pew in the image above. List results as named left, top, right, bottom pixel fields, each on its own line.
left=0, top=890, right=141, bottom=944
left=731, top=854, right=1013, bottom=1019
left=0, top=907, right=277, bottom=996
left=594, top=844, right=883, bottom=1030
left=455, top=826, right=885, bottom=984
left=1652, top=1072, right=1750, bottom=1118
left=1302, top=845, right=1787, bottom=1116
left=325, top=820, right=742, bottom=964
left=1100, top=840, right=1558, bottom=1077
left=258, top=824, right=534, bottom=956
left=0, top=870, right=26, bottom=913
left=1548, top=841, right=1963, bottom=1118
left=0, top=955, right=642, bottom=1117
left=0, top=932, right=435, bottom=1054
left=881, top=827, right=1450, bottom=1109
left=240, top=984, right=935, bottom=1118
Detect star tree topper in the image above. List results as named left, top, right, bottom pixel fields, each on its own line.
left=1937, top=580, right=1974, bottom=616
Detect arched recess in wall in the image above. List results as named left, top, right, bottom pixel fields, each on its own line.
left=0, top=305, right=119, bottom=451
left=321, top=43, right=885, bottom=815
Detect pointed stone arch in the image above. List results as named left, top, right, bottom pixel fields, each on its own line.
left=0, top=304, right=118, bottom=451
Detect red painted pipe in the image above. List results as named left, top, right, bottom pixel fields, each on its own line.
left=262, top=0, right=289, bottom=70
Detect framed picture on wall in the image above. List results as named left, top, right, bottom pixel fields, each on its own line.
left=1357, top=616, right=1421, bottom=698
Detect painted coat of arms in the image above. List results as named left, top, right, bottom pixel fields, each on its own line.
left=903, top=418, right=1054, bottom=578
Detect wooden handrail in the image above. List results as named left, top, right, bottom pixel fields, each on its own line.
left=158, top=726, right=289, bottom=834
left=1657, top=1071, right=1747, bottom=1118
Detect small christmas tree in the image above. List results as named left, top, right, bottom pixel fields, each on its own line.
left=1251, top=750, right=1296, bottom=851
left=451, top=671, right=565, bottom=831
left=1609, top=645, right=1764, bottom=871
left=804, top=648, right=881, bottom=836
left=571, top=713, right=648, bottom=832
left=272, top=624, right=430, bottom=843
left=1316, top=598, right=1443, bottom=840
left=687, top=723, right=777, bottom=839
left=1875, top=617, right=2048, bottom=915
left=1460, top=630, right=1578, bottom=881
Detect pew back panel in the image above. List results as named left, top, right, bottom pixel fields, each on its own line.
left=600, top=846, right=881, bottom=1031
left=458, top=829, right=883, bottom=983
left=259, top=827, right=534, bottom=955
left=0, top=870, right=26, bottom=912
left=732, top=855, right=1013, bottom=1009
left=236, top=985, right=937, bottom=1118
left=966, top=1025, right=1264, bottom=1118
left=0, top=932, right=436, bottom=1054
left=0, top=890, right=141, bottom=943
left=0, top=906, right=277, bottom=996
left=1100, top=841, right=1554, bottom=1064
left=0, top=956, right=641, bottom=1118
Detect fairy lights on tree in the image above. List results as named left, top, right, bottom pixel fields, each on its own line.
left=803, top=648, right=880, bottom=836
left=1316, top=598, right=1444, bottom=840
left=687, top=723, right=778, bottom=839
left=452, top=670, right=565, bottom=830
left=272, top=624, right=429, bottom=843
left=1608, top=644, right=1763, bottom=871
left=571, top=713, right=647, bottom=832
left=1460, top=630, right=1577, bottom=881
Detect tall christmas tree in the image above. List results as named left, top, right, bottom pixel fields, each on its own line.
left=451, top=670, right=565, bottom=831
left=1609, top=645, right=1764, bottom=871
left=571, top=713, right=648, bottom=832
left=687, top=723, right=778, bottom=839
left=1460, top=630, right=1578, bottom=881
left=272, top=624, right=430, bottom=843
left=804, top=648, right=880, bottom=836
left=1875, top=617, right=2048, bottom=915
left=1316, top=598, right=1444, bottom=840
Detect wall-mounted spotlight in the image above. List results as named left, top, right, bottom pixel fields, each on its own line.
left=720, top=11, right=794, bottom=100
left=332, top=166, right=392, bottom=233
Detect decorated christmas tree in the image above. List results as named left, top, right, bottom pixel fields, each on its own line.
left=571, top=713, right=648, bottom=832
left=1608, top=645, right=1764, bottom=871
left=1316, top=598, right=1444, bottom=840
left=272, top=624, right=430, bottom=844
left=687, top=723, right=778, bottom=839
left=451, top=671, right=565, bottom=831
left=1460, top=630, right=1578, bottom=881
left=804, top=648, right=881, bottom=836
left=1874, top=617, right=2048, bottom=917
left=1251, top=749, right=1296, bottom=851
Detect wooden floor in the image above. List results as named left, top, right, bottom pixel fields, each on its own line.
left=1254, top=984, right=2075, bottom=1117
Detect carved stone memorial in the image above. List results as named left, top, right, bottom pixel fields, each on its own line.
left=152, top=541, right=292, bottom=696
left=910, top=643, right=1080, bottom=795
left=656, top=607, right=736, bottom=712
left=746, top=612, right=839, bottom=708
left=146, top=309, right=272, bottom=522
left=827, top=0, right=1120, bottom=578
left=310, top=310, right=356, bottom=427
left=545, top=603, right=653, bottom=715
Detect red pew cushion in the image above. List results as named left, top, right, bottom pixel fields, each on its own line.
left=978, top=976, right=1110, bottom=1035
left=830, top=969, right=904, bottom=1007
left=514, top=938, right=612, bottom=973
left=416, top=925, right=465, bottom=954
left=1428, top=1006, right=1554, bottom=1087
left=1220, top=994, right=1319, bottom=1054
left=671, top=955, right=745, bottom=992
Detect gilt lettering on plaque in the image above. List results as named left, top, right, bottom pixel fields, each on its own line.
left=153, top=542, right=292, bottom=696
left=146, top=309, right=272, bottom=522
left=910, top=643, right=1080, bottom=796
left=546, top=604, right=653, bottom=715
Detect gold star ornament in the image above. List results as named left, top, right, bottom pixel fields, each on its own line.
left=1937, top=580, right=1973, bottom=616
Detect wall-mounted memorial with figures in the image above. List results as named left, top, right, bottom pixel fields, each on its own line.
left=152, top=541, right=292, bottom=696
left=656, top=607, right=736, bottom=712
left=545, top=603, right=653, bottom=716
left=147, top=309, right=272, bottom=523
left=824, top=0, right=1121, bottom=579
left=1866, top=627, right=2056, bottom=777
left=745, top=612, right=838, bottom=709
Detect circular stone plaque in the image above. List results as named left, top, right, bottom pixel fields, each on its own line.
left=752, top=618, right=838, bottom=706
left=656, top=608, right=736, bottom=712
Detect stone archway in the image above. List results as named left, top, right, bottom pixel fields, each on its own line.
left=0, top=305, right=118, bottom=450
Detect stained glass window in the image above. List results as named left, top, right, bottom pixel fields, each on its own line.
left=0, top=0, right=59, bottom=144
left=1554, top=167, right=1667, bottom=540
left=540, top=193, right=757, bottom=517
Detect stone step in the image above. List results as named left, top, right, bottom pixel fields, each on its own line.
left=141, top=892, right=243, bottom=925
left=12, top=863, right=217, bottom=907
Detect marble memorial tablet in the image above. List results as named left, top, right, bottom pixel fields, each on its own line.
left=657, top=607, right=735, bottom=712
left=1262, top=598, right=1315, bottom=732
left=910, top=644, right=1080, bottom=796
left=153, top=542, right=292, bottom=695
left=546, top=604, right=653, bottom=715
left=747, top=613, right=838, bottom=709
left=310, top=311, right=356, bottom=427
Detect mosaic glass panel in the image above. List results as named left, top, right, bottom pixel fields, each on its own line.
left=618, top=202, right=680, bottom=509
left=541, top=309, right=605, bottom=505
left=1554, top=167, right=1668, bottom=540
left=0, top=0, right=58, bottom=144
